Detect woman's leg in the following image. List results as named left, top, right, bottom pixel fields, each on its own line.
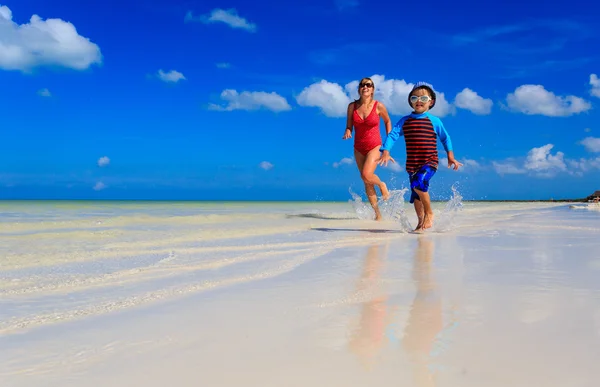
left=356, top=147, right=389, bottom=220
left=361, top=147, right=390, bottom=200
left=354, top=149, right=381, bottom=220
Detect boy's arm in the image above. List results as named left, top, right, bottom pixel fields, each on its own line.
left=380, top=116, right=406, bottom=153
left=430, top=115, right=453, bottom=153
left=431, top=115, right=462, bottom=170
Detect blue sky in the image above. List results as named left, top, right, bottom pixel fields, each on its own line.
left=1, top=0, right=599, bottom=201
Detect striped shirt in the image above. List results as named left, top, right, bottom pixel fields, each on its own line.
left=380, top=112, right=453, bottom=174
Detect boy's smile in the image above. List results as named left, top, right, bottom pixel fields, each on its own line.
left=410, top=88, right=433, bottom=114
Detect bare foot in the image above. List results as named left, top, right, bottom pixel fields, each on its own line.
left=414, top=217, right=424, bottom=231
left=375, top=211, right=383, bottom=221
left=380, top=182, right=390, bottom=201
left=423, top=213, right=435, bottom=229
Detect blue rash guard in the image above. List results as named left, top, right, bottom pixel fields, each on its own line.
left=380, top=111, right=453, bottom=174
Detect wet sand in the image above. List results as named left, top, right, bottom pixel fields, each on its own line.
left=1, top=200, right=599, bottom=386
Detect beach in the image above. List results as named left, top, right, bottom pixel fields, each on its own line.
left=1, top=194, right=600, bottom=386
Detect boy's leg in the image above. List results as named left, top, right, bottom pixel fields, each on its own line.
left=413, top=189, right=434, bottom=229
left=413, top=199, right=425, bottom=230
left=410, top=166, right=436, bottom=230
left=408, top=176, right=424, bottom=230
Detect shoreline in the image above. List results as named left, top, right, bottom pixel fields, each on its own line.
left=0, top=198, right=593, bottom=203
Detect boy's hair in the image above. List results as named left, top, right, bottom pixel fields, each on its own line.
left=408, top=81, right=437, bottom=108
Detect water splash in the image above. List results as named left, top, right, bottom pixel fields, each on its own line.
left=348, top=188, right=373, bottom=220
left=348, top=187, right=413, bottom=231
left=569, top=203, right=600, bottom=212
left=348, top=184, right=463, bottom=233
left=432, top=184, right=464, bottom=232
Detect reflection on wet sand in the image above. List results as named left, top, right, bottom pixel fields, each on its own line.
left=402, top=236, right=443, bottom=387
left=346, top=237, right=455, bottom=381
left=348, top=243, right=391, bottom=368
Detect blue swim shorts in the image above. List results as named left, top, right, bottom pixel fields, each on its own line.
left=408, top=165, right=437, bottom=203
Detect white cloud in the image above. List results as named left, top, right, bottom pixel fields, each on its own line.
left=383, top=162, right=403, bottom=172
left=441, top=157, right=483, bottom=172
left=463, top=159, right=482, bottom=170
left=454, top=88, right=493, bottom=115
left=97, top=156, right=110, bottom=167
left=567, top=157, right=600, bottom=172
left=93, top=181, right=106, bottom=191
left=0, top=5, right=10, bottom=20
left=429, top=92, right=455, bottom=117
left=351, top=75, right=454, bottom=116
left=428, top=91, right=455, bottom=117
left=330, top=155, right=404, bottom=172
left=332, top=157, right=353, bottom=168
left=186, top=9, right=256, bottom=32
left=506, top=84, right=591, bottom=116
left=492, top=160, right=526, bottom=175
left=580, top=137, right=600, bottom=153
left=209, top=89, right=291, bottom=112
left=259, top=161, right=273, bottom=170
left=157, top=69, right=185, bottom=83
left=296, top=75, right=454, bottom=118
left=523, top=144, right=567, bottom=176
left=566, top=159, right=584, bottom=173
left=590, top=74, right=600, bottom=98
left=296, top=80, right=352, bottom=117
left=37, top=88, right=51, bottom=97
left=216, top=62, right=231, bottom=69
left=0, top=5, right=102, bottom=72
left=492, top=143, right=600, bottom=177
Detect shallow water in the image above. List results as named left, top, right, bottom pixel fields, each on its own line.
left=1, top=198, right=599, bottom=386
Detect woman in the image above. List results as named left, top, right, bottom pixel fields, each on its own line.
left=343, top=77, right=392, bottom=221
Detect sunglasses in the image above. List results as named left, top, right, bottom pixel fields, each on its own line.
left=359, top=83, right=373, bottom=88
left=410, top=95, right=432, bottom=103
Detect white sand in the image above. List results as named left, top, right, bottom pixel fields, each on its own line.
left=1, top=197, right=600, bottom=386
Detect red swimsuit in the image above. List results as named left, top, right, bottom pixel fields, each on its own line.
left=352, top=101, right=382, bottom=156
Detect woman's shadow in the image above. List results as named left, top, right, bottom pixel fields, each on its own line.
left=347, top=242, right=392, bottom=367
left=311, top=227, right=403, bottom=234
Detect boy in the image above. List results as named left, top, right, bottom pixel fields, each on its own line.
left=378, top=82, right=462, bottom=232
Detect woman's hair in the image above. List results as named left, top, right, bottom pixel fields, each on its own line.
left=355, top=77, right=375, bottom=102
left=408, top=82, right=436, bottom=108
left=358, top=77, right=374, bottom=88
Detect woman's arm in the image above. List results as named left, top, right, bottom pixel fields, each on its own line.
left=343, top=102, right=354, bottom=139
left=377, top=102, right=392, bottom=135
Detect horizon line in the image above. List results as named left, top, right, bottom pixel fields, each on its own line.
left=0, top=198, right=591, bottom=203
